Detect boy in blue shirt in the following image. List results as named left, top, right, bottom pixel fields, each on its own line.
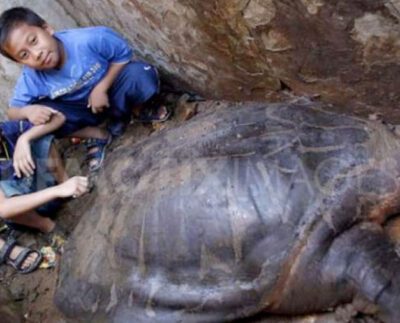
left=0, top=7, right=169, bottom=171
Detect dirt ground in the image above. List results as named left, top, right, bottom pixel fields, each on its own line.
left=0, top=94, right=385, bottom=323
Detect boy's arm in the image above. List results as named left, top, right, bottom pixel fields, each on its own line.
left=13, top=111, right=66, bottom=178
left=8, top=105, right=59, bottom=125
left=0, top=176, right=89, bottom=218
left=88, top=62, right=128, bottom=114
left=86, top=27, right=133, bottom=114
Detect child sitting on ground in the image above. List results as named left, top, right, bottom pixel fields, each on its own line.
left=0, top=110, right=89, bottom=240
left=0, top=7, right=170, bottom=172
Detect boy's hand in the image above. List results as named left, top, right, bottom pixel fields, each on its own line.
left=88, top=85, right=109, bottom=114
left=57, top=176, right=89, bottom=198
left=25, top=105, right=58, bottom=125
left=13, top=136, right=35, bottom=178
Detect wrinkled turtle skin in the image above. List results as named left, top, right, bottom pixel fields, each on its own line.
left=55, top=100, right=400, bottom=322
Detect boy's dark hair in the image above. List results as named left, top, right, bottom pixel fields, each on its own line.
left=0, top=7, right=46, bottom=60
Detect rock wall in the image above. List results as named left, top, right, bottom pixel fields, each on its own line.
left=0, top=1, right=398, bottom=119
left=56, top=0, right=400, bottom=119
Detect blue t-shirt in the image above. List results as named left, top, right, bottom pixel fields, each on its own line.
left=10, top=26, right=133, bottom=107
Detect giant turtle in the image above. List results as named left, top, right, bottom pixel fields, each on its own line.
left=55, top=99, right=400, bottom=322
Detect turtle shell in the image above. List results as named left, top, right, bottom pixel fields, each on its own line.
left=56, top=100, right=400, bottom=322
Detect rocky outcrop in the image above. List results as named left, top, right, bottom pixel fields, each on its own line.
left=0, top=1, right=398, bottom=118
left=56, top=0, right=400, bottom=119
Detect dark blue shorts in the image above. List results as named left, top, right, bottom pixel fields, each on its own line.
left=0, top=135, right=61, bottom=217
left=36, top=61, right=160, bottom=137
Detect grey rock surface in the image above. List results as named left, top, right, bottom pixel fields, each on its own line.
left=56, top=0, right=400, bottom=119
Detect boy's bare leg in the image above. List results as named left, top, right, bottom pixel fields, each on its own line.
left=6, top=210, right=55, bottom=233
left=47, top=143, right=69, bottom=184
left=0, top=190, right=55, bottom=233
left=132, top=104, right=142, bottom=117
left=70, top=126, right=109, bottom=140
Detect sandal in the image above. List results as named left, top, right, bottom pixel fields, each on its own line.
left=133, top=105, right=171, bottom=123
left=0, top=237, right=42, bottom=274
left=84, top=136, right=112, bottom=172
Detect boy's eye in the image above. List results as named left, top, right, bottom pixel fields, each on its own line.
left=19, top=51, right=28, bottom=60
left=30, top=37, right=37, bottom=45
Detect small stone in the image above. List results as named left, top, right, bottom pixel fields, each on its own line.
left=394, top=125, right=400, bottom=137
left=174, top=94, right=198, bottom=121
left=368, top=113, right=383, bottom=121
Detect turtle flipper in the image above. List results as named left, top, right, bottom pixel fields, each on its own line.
left=322, top=222, right=400, bottom=322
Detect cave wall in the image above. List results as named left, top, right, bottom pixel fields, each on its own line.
left=0, top=1, right=398, bottom=119
left=56, top=0, right=400, bottom=118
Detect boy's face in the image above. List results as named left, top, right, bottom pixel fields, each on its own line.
left=4, top=23, right=63, bottom=70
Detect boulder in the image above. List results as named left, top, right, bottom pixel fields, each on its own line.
left=57, top=0, right=400, bottom=119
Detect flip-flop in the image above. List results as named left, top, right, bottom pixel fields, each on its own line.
left=84, top=136, right=112, bottom=172
left=133, top=105, right=171, bottom=123
left=0, top=237, right=42, bottom=274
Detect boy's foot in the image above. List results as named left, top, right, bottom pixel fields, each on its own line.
left=107, top=120, right=129, bottom=137
left=84, top=135, right=112, bottom=172
left=0, top=237, right=42, bottom=274
left=133, top=105, right=171, bottom=123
